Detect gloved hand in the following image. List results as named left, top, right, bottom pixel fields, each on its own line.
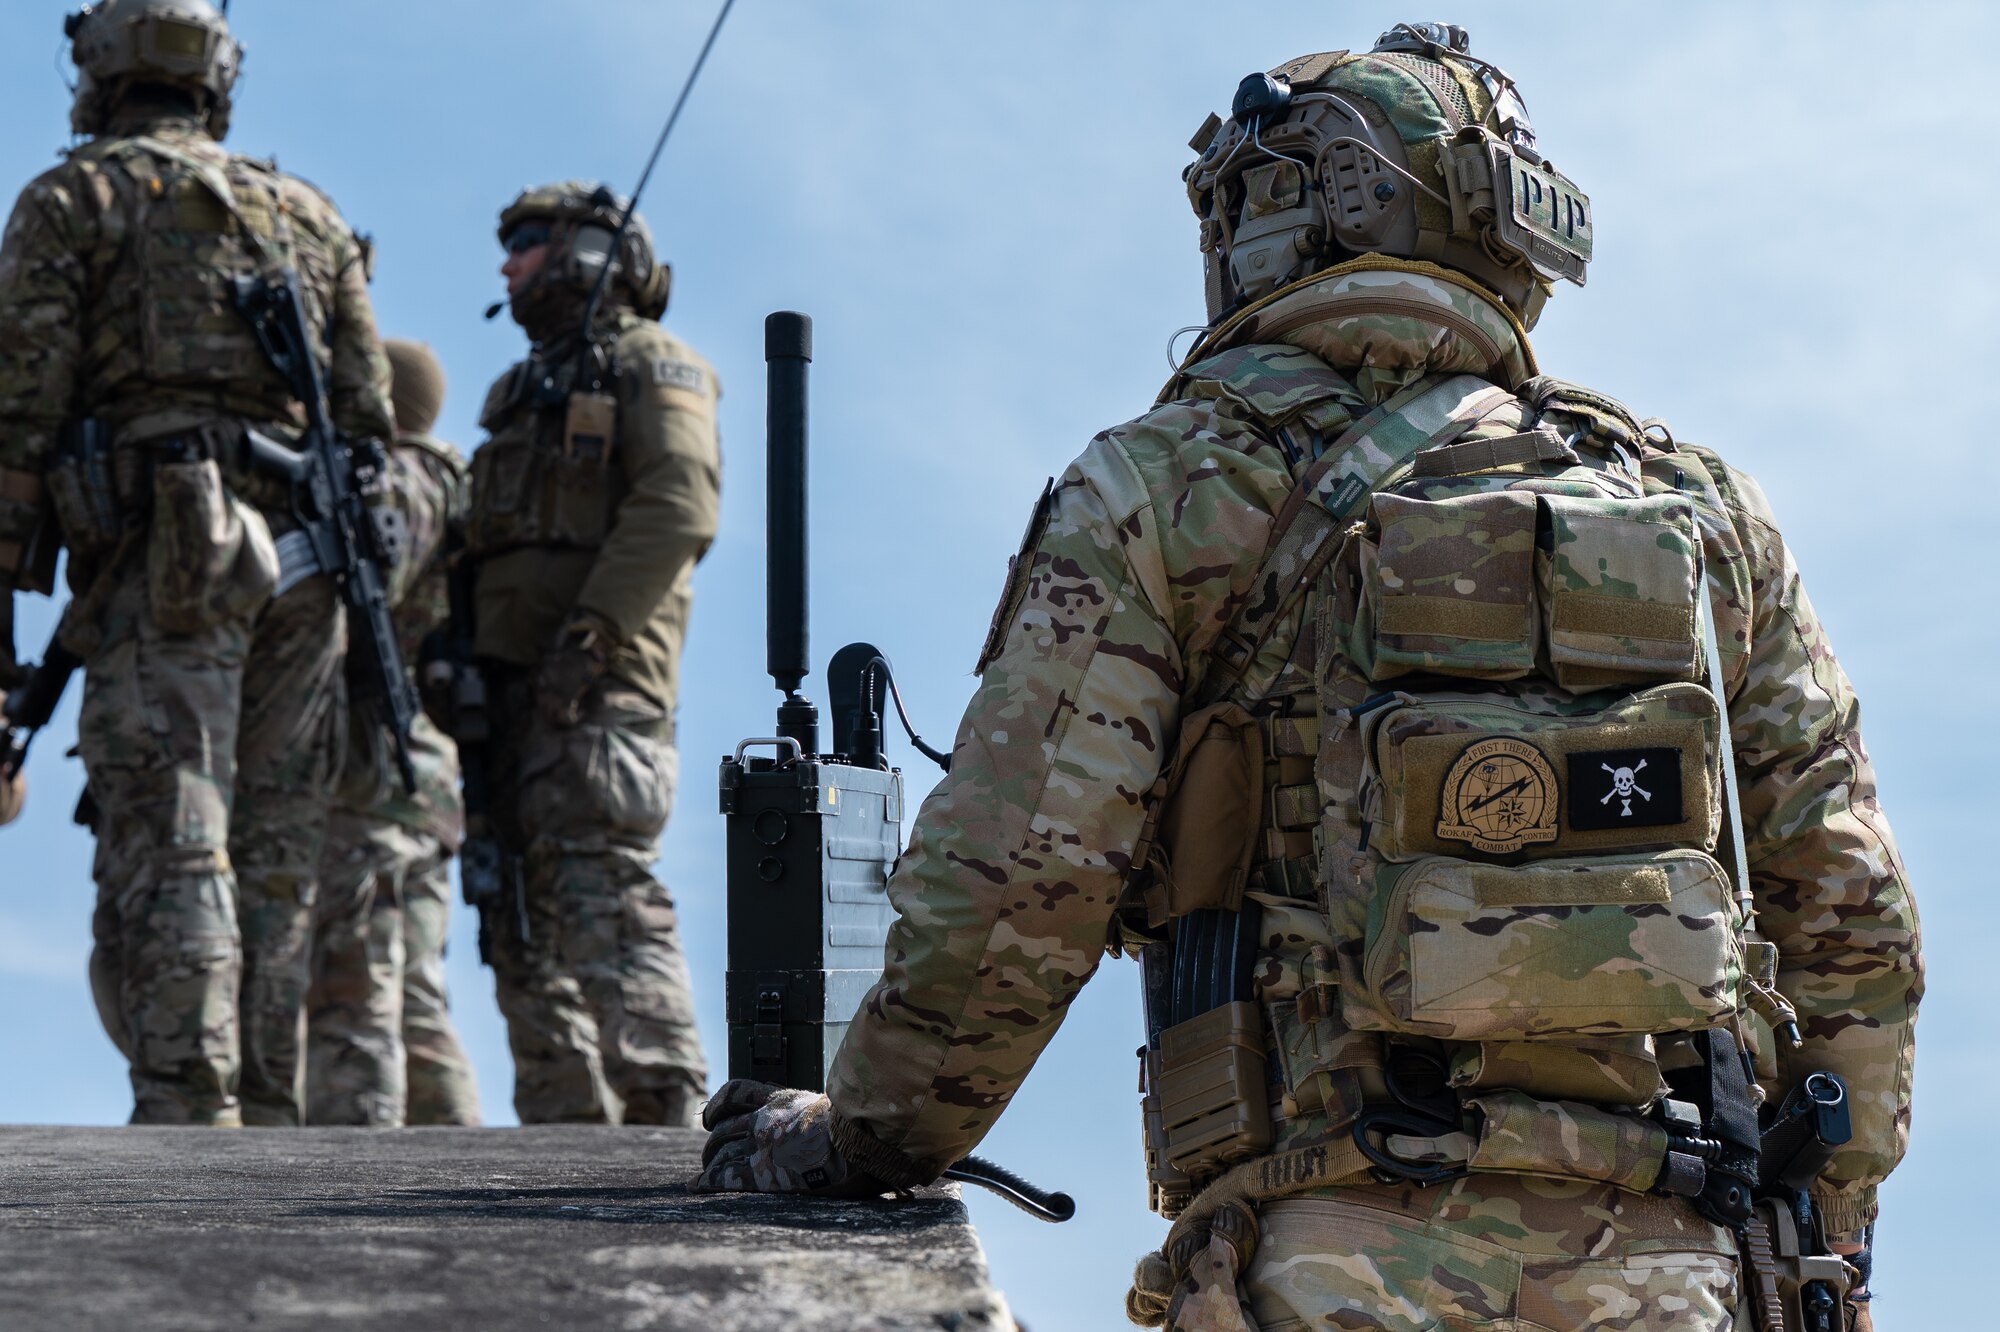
left=693, top=1080, right=883, bottom=1197
left=534, top=623, right=611, bottom=727
left=0, top=767, right=23, bottom=827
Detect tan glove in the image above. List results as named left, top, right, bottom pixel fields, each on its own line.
left=692, top=1080, right=883, bottom=1197
left=0, top=768, right=23, bottom=827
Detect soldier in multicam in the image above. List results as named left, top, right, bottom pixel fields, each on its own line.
left=306, top=339, right=480, bottom=1126
left=699, top=23, right=1920, bottom=1332
left=0, top=0, right=392, bottom=1125
left=465, top=183, right=719, bottom=1126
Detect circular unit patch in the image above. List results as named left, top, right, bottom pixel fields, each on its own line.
left=1436, top=736, right=1560, bottom=855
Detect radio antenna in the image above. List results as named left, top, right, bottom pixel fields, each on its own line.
left=574, top=0, right=737, bottom=354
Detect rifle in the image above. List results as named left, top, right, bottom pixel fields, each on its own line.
left=721, top=312, right=1071, bottom=1225
left=231, top=269, right=420, bottom=793
left=2, top=638, right=81, bottom=782
left=422, top=522, right=509, bottom=966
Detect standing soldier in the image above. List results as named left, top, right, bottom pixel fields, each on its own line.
left=697, top=25, right=1920, bottom=1332
left=466, top=183, right=719, bottom=1126
left=307, top=338, right=480, bottom=1127
left=0, top=0, right=392, bottom=1125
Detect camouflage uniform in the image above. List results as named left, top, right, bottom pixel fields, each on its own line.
left=0, top=110, right=392, bottom=1125
left=814, top=265, right=1919, bottom=1327
left=306, top=425, right=479, bottom=1126
left=696, top=33, right=1917, bottom=1330
left=470, top=219, right=720, bottom=1125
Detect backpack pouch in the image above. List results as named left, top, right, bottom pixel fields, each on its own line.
left=1346, top=848, right=1742, bottom=1041
left=1352, top=489, right=1539, bottom=682
left=1362, top=682, right=1721, bottom=863
left=1538, top=491, right=1702, bottom=691
left=1447, top=1034, right=1664, bottom=1109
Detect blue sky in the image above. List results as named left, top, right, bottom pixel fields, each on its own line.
left=1, top=3, right=1992, bottom=1328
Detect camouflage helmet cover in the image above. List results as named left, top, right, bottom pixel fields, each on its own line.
left=66, top=0, right=242, bottom=140
left=1184, top=22, right=1592, bottom=329
left=498, top=180, right=672, bottom=325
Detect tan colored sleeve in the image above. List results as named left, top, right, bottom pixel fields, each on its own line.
left=572, top=332, right=721, bottom=643
left=1709, top=453, right=1921, bottom=1237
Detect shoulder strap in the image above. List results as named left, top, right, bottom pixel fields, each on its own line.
left=1203, top=372, right=1513, bottom=699
left=123, top=135, right=289, bottom=270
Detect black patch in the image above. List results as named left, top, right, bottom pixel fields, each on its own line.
left=802, top=1166, right=830, bottom=1188
left=1567, top=747, right=1683, bottom=830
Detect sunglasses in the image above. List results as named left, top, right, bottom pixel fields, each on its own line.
left=503, top=223, right=553, bottom=256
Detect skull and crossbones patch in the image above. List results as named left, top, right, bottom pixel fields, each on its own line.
left=1565, top=747, right=1684, bottom=832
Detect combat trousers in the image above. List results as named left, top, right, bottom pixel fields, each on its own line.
left=401, top=854, right=481, bottom=1125
left=1229, top=1178, right=1740, bottom=1332
left=82, top=566, right=343, bottom=1126
left=487, top=672, right=706, bottom=1126
left=306, top=702, right=480, bottom=1127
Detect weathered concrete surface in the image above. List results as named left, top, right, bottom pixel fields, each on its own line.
left=0, top=1126, right=1013, bottom=1332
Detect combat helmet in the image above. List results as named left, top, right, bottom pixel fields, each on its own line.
left=1185, top=22, right=1591, bottom=329
left=65, top=0, right=242, bottom=140
left=498, top=181, right=671, bottom=341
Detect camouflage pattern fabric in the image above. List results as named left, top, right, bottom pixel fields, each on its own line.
left=400, top=850, right=481, bottom=1125
left=1238, top=1182, right=1737, bottom=1332
left=306, top=816, right=416, bottom=1125
left=469, top=302, right=716, bottom=1126
left=468, top=313, right=720, bottom=713
left=0, top=107, right=391, bottom=1126
left=83, top=566, right=344, bottom=1125
left=813, top=264, right=1918, bottom=1313
left=488, top=671, right=704, bottom=1125
left=306, top=431, right=474, bottom=1125
left=698, top=1081, right=871, bottom=1195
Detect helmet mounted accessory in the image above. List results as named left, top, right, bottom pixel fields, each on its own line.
left=485, top=0, right=733, bottom=377
left=1183, top=23, right=1592, bottom=330
left=65, top=0, right=242, bottom=140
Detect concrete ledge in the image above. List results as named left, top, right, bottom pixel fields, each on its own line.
left=0, top=1125, right=1013, bottom=1331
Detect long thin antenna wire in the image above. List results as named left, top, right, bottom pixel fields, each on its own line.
left=575, top=0, right=737, bottom=352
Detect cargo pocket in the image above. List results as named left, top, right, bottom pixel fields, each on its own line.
left=147, top=459, right=278, bottom=634
left=1348, top=850, right=1741, bottom=1040
left=1356, top=490, right=1539, bottom=683
left=1538, top=492, right=1701, bottom=691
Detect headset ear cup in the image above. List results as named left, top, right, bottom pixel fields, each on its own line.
left=639, top=262, right=671, bottom=320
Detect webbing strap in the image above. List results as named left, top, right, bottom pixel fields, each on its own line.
left=1409, top=426, right=1575, bottom=477
left=126, top=136, right=290, bottom=272
left=1202, top=373, right=1514, bottom=704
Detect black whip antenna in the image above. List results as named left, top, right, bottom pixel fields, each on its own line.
left=569, top=0, right=736, bottom=365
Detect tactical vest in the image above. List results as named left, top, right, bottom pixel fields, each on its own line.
left=465, top=348, right=626, bottom=558
left=71, top=133, right=333, bottom=428
left=1133, top=343, right=1780, bottom=1221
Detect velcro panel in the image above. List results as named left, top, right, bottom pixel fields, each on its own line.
left=1368, top=685, right=1720, bottom=863
left=1472, top=864, right=1669, bottom=908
